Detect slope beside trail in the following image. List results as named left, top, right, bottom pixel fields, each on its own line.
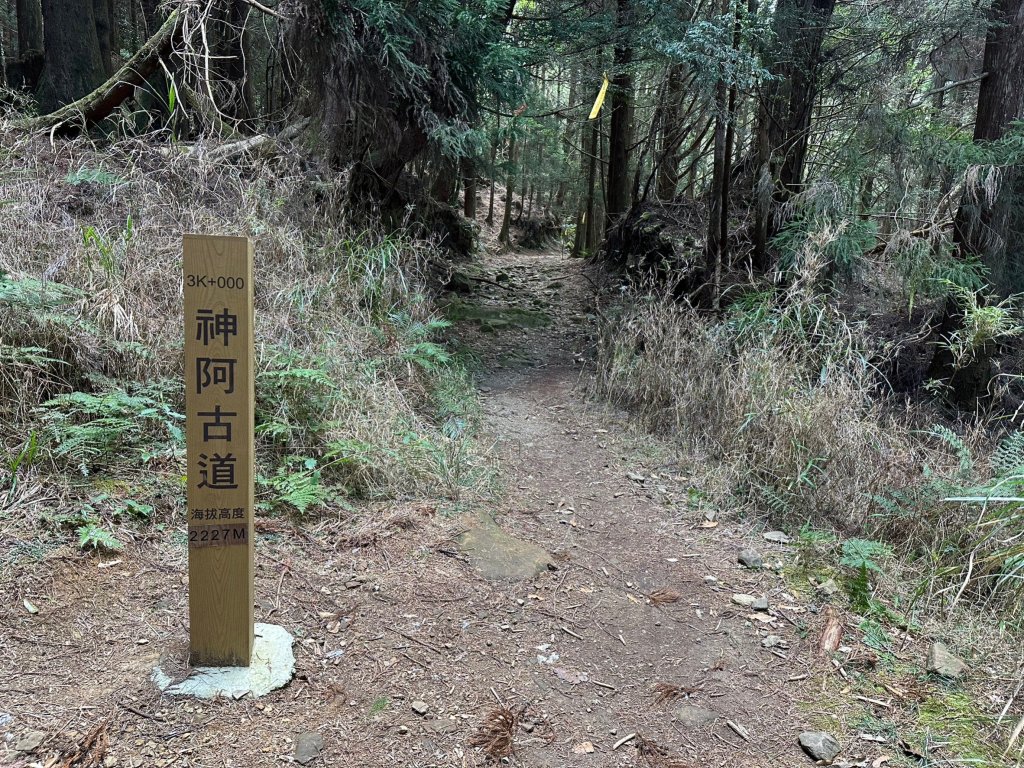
left=1, top=246, right=851, bottom=768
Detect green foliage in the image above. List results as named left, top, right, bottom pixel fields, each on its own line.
left=259, top=456, right=336, bottom=516
left=840, top=538, right=891, bottom=613
left=65, top=167, right=128, bottom=187
left=771, top=198, right=878, bottom=281
left=840, top=538, right=891, bottom=573
left=37, top=385, right=183, bottom=474
left=941, top=286, right=1022, bottom=369
left=82, top=216, right=134, bottom=278
left=77, top=522, right=122, bottom=552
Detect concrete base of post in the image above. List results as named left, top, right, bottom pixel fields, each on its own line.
left=152, top=623, right=295, bottom=699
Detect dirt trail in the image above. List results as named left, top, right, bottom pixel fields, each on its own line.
left=443, top=247, right=823, bottom=767
left=0, top=248, right=842, bottom=768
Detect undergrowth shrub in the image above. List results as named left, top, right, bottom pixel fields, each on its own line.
left=593, top=286, right=924, bottom=529
left=0, top=133, right=482, bottom=548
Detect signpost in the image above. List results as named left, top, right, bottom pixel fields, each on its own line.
left=183, top=234, right=254, bottom=667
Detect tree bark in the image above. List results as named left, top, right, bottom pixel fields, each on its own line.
left=752, top=0, right=837, bottom=268
left=498, top=133, right=518, bottom=245
left=656, top=64, right=687, bottom=201
left=605, top=0, right=633, bottom=228
left=16, top=0, right=44, bottom=58
left=94, top=0, right=115, bottom=76
left=36, top=0, right=108, bottom=112
left=462, top=157, right=477, bottom=219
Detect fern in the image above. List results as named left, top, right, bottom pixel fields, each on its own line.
left=259, top=456, right=335, bottom=515
left=927, top=424, right=974, bottom=479
left=38, top=387, right=183, bottom=473
left=840, top=538, right=891, bottom=572
left=991, top=431, right=1024, bottom=475
left=77, top=523, right=121, bottom=552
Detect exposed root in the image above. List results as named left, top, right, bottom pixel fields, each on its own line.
left=59, top=718, right=108, bottom=768
left=468, top=705, right=525, bottom=761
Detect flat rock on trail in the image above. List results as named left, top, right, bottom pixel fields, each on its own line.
left=0, top=248, right=838, bottom=767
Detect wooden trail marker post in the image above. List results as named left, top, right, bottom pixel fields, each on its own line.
left=183, top=235, right=255, bottom=667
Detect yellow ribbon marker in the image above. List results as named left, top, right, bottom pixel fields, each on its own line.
left=589, top=74, right=610, bottom=120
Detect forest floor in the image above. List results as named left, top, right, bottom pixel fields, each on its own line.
left=1, top=243, right=986, bottom=768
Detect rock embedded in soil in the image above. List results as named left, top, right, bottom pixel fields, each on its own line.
left=751, top=597, right=770, bottom=612
left=738, top=548, right=764, bottom=569
left=927, top=642, right=968, bottom=679
left=293, top=732, right=324, bottom=765
left=763, top=530, right=792, bottom=544
left=674, top=705, right=719, bottom=727
left=732, top=594, right=758, bottom=607
left=14, top=730, right=45, bottom=752
left=798, top=731, right=841, bottom=762
left=456, top=512, right=554, bottom=580
left=411, top=700, right=430, bottom=716
left=817, top=578, right=840, bottom=597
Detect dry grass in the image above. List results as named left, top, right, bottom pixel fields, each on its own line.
left=592, top=291, right=928, bottom=530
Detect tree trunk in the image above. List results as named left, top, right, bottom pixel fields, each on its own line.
left=573, top=119, right=600, bottom=257
left=928, top=0, right=1024, bottom=407
left=94, top=0, right=115, bottom=76
left=605, top=0, right=633, bottom=228
left=752, top=0, right=837, bottom=267
left=486, top=117, right=500, bottom=225
left=462, top=157, right=477, bottom=219
left=21, top=11, right=181, bottom=131
left=656, top=64, right=687, bottom=201
left=498, top=134, right=518, bottom=245
left=36, top=0, right=108, bottom=113
left=705, top=66, right=729, bottom=308
left=16, top=0, right=43, bottom=58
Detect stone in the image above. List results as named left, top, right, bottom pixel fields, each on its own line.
left=732, top=594, right=757, bottom=607
left=761, top=635, right=786, bottom=648
left=763, top=530, right=792, bottom=544
left=674, top=705, right=719, bottom=727
left=14, top=730, right=45, bottom=752
left=927, top=642, right=968, bottom=679
left=752, top=597, right=770, bottom=612
left=456, top=512, right=553, bottom=581
left=411, top=700, right=430, bottom=716
left=738, top=548, right=764, bottom=569
left=798, top=731, right=841, bottom=762
left=293, top=732, right=324, bottom=765
left=817, top=579, right=840, bottom=597
left=151, top=623, right=295, bottom=699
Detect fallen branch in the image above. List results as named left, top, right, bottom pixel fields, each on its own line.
left=15, top=11, right=182, bottom=133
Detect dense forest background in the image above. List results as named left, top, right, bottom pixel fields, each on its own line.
left=5, top=0, right=1024, bottom=737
